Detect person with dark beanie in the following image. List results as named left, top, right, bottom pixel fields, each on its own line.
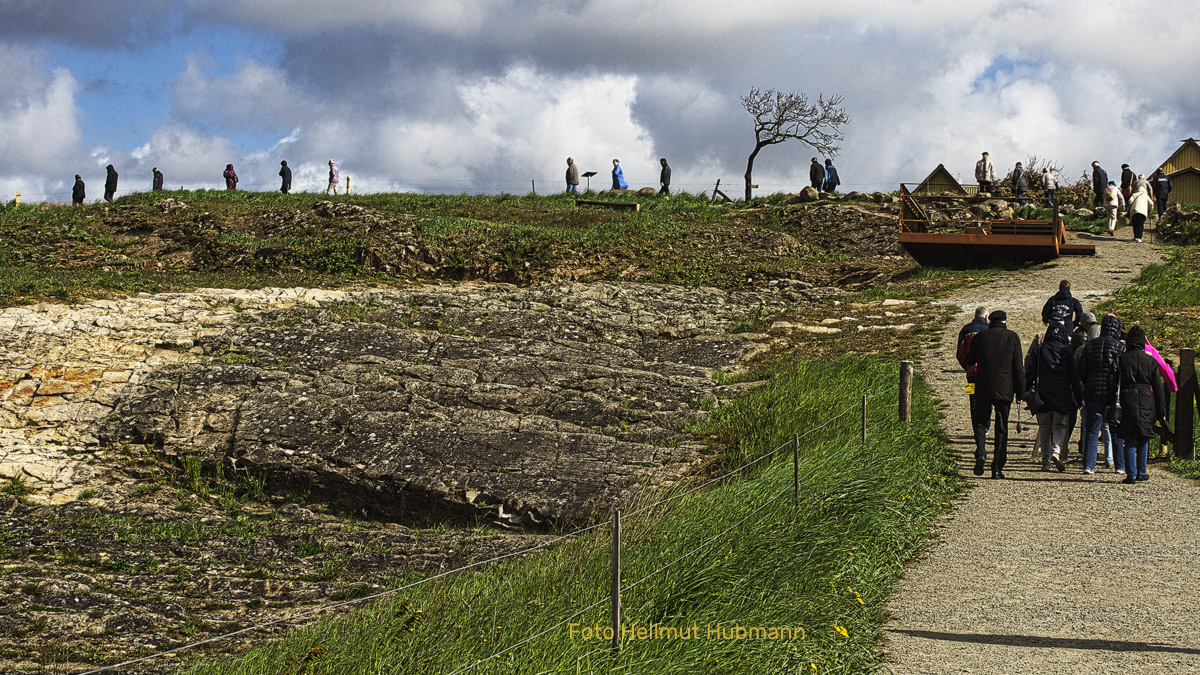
left=966, top=310, right=1024, bottom=478
left=1117, top=326, right=1167, bottom=483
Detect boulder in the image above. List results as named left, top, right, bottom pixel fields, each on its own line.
left=798, top=186, right=821, bottom=203
left=1074, top=208, right=1094, bottom=217
left=637, top=187, right=658, bottom=197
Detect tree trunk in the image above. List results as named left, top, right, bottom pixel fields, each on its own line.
left=745, top=144, right=764, bottom=202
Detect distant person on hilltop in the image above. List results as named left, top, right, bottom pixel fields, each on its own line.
left=809, top=157, right=825, bottom=191
left=822, top=158, right=840, bottom=194
left=966, top=310, right=1024, bottom=479
left=1013, top=161, right=1028, bottom=206
left=224, top=164, right=239, bottom=190
left=72, top=174, right=85, bottom=205
left=975, top=152, right=995, bottom=194
left=279, top=160, right=292, bottom=194
left=152, top=167, right=164, bottom=191
left=1091, top=161, right=1108, bottom=207
left=659, top=158, right=671, bottom=196
left=611, top=159, right=627, bottom=190
left=1042, top=168, right=1057, bottom=206
left=327, top=160, right=339, bottom=195
left=1152, top=168, right=1172, bottom=217
left=565, top=157, right=579, bottom=193
left=103, top=164, right=118, bottom=202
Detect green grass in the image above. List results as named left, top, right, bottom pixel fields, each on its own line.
left=1169, top=457, right=1200, bottom=480
left=1097, top=246, right=1200, bottom=355
left=181, top=356, right=958, bottom=674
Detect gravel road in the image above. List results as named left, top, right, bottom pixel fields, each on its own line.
left=882, top=230, right=1200, bottom=673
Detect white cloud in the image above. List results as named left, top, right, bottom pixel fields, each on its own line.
left=0, top=48, right=82, bottom=179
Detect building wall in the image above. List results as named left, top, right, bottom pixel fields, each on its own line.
left=914, top=169, right=967, bottom=195
left=1170, top=172, right=1200, bottom=205
left=1161, top=141, right=1200, bottom=174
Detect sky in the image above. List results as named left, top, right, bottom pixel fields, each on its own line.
left=2, top=0, right=1198, bottom=203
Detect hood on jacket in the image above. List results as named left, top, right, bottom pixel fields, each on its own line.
left=1087, top=324, right=1101, bottom=340
left=1127, top=326, right=1147, bottom=351
left=1100, top=314, right=1122, bottom=339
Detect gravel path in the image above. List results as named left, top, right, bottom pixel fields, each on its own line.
left=882, top=230, right=1200, bottom=673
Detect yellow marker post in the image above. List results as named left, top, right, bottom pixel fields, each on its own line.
left=14, top=192, right=20, bottom=206
left=345, top=176, right=351, bottom=195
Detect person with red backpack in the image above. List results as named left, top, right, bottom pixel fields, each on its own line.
left=957, top=306, right=990, bottom=441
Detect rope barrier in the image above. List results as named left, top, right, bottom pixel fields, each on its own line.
left=445, top=597, right=609, bottom=675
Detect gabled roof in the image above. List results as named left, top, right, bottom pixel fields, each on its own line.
left=1158, top=138, right=1200, bottom=174
left=1167, top=166, right=1200, bottom=178
left=913, top=163, right=968, bottom=195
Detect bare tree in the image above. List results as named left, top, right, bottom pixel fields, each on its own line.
left=741, top=88, right=849, bottom=201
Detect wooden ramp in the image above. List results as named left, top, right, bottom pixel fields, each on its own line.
left=897, top=185, right=1095, bottom=268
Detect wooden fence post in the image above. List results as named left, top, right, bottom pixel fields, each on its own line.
left=899, top=361, right=914, bottom=422
left=610, top=508, right=621, bottom=653
left=862, top=394, right=868, bottom=444
left=792, top=432, right=800, bottom=505
left=1176, top=348, right=1195, bottom=460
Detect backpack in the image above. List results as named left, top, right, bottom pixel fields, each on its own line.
left=956, top=330, right=980, bottom=377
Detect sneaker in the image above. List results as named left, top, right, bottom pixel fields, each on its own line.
left=1109, top=230, right=1116, bottom=236
left=1135, top=238, right=1143, bottom=243
left=1122, top=477, right=1137, bottom=484
left=1040, top=465, right=1050, bottom=472
left=1106, top=462, right=1115, bottom=469
left=1051, top=454, right=1065, bottom=472
left=1136, top=474, right=1149, bottom=482
left=973, top=461, right=985, bottom=476
left=1083, top=467, right=1095, bottom=474
left=1116, top=468, right=1126, bottom=475
left=991, top=471, right=1006, bottom=479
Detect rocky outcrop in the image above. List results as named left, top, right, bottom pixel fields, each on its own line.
left=2, top=280, right=836, bottom=527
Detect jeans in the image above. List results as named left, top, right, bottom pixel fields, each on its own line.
left=974, top=399, right=1011, bottom=472
left=1106, top=205, right=1119, bottom=231
left=1105, top=423, right=1123, bottom=470
left=1122, top=436, right=1150, bottom=479
left=1036, top=410, right=1069, bottom=465
left=1082, top=403, right=1111, bottom=471
left=1045, top=189, right=1055, bottom=206
left=566, top=183, right=578, bottom=193
left=1015, top=187, right=1026, bottom=207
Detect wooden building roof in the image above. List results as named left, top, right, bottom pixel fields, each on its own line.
left=1158, top=138, right=1200, bottom=174
left=913, top=164, right=968, bottom=195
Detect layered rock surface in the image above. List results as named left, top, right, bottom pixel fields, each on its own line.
left=3, top=280, right=835, bottom=525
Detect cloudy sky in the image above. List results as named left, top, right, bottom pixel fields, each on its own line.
left=2, top=0, right=1197, bottom=203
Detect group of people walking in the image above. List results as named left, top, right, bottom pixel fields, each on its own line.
left=809, top=157, right=841, bottom=194
left=973, top=152, right=1175, bottom=240
left=69, top=158, right=344, bottom=204
left=958, top=280, right=1172, bottom=484
left=565, top=157, right=673, bottom=196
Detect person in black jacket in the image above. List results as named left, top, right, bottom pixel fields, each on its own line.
left=1091, top=161, right=1108, bottom=207
left=1078, top=314, right=1125, bottom=473
left=659, top=158, right=671, bottom=196
left=957, top=306, right=990, bottom=435
left=1119, top=163, right=1134, bottom=203
left=1151, top=168, right=1173, bottom=217
left=103, top=164, right=118, bottom=202
left=1042, top=279, right=1085, bottom=335
left=1117, top=326, right=1166, bottom=483
left=809, top=157, right=825, bottom=191
left=279, top=160, right=292, bottom=194
left=966, top=310, right=1024, bottom=478
left=71, top=174, right=85, bottom=205
left=1027, top=321, right=1084, bottom=472
left=152, top=167, right=164, bottom=191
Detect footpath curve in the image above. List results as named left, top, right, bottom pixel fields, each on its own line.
left=883, top=231, right=1200, bottom=673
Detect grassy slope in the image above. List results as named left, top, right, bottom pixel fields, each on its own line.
left=182, top=356, right=958, bottom=675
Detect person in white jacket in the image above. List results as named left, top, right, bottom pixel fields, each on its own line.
left=975, top=152, right=996, bottom=194
left=1102, top=181, right=1125, bottom=236
left=1128, top=185, right=1152, bottom=242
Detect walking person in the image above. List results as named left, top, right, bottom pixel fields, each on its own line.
left=103, top=164, right=118, bottom=202
left=1042, top=279, right=1085, bottom=335
left=1128, top=184, right=1151, bottom=242
left=71, top=174, right=85, bottom=205
left=279, top=160, right=292, bottom=194
left=1091, top=161, right=1108, bottom=207
left=223, top=164, right=239, bottom=190
left=1117, top=326, right=1167, bottom=484
left=611, top=159, right=627, bottom=190
left=975, top=152, right=996, bottom=194
left=565, top=157, right=579, bottom=193
left=152, top=167, right=164, bottom=191
left=957, top=306, right=990, bottom=447
left=1028, top=321, right=1084, bottom=472
left=1151, top=168, right=1172, bottom=217
left=327, top=160, right=339, bottom=195
left=809, top=157, right=825, bottom=191
left=659, top=158, right=671, bottom=196
left=1103, top=181, right=1124, bottom=235
left=1120, top=163, right=1134, bottom=204
left=1013, top=161, right=1029, bottom=206
left=1042, top=167, right=1057, bottom=206
left=967, top=310, right=1025, bottom=478
left=822, top=158, right=841, bottom=194
left=1079, top=314, right=1126, bottom=473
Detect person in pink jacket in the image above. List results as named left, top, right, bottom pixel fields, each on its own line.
left=1102, top=181, right=1124, bottom=236
left=327, top=160, right=339, bottom=195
